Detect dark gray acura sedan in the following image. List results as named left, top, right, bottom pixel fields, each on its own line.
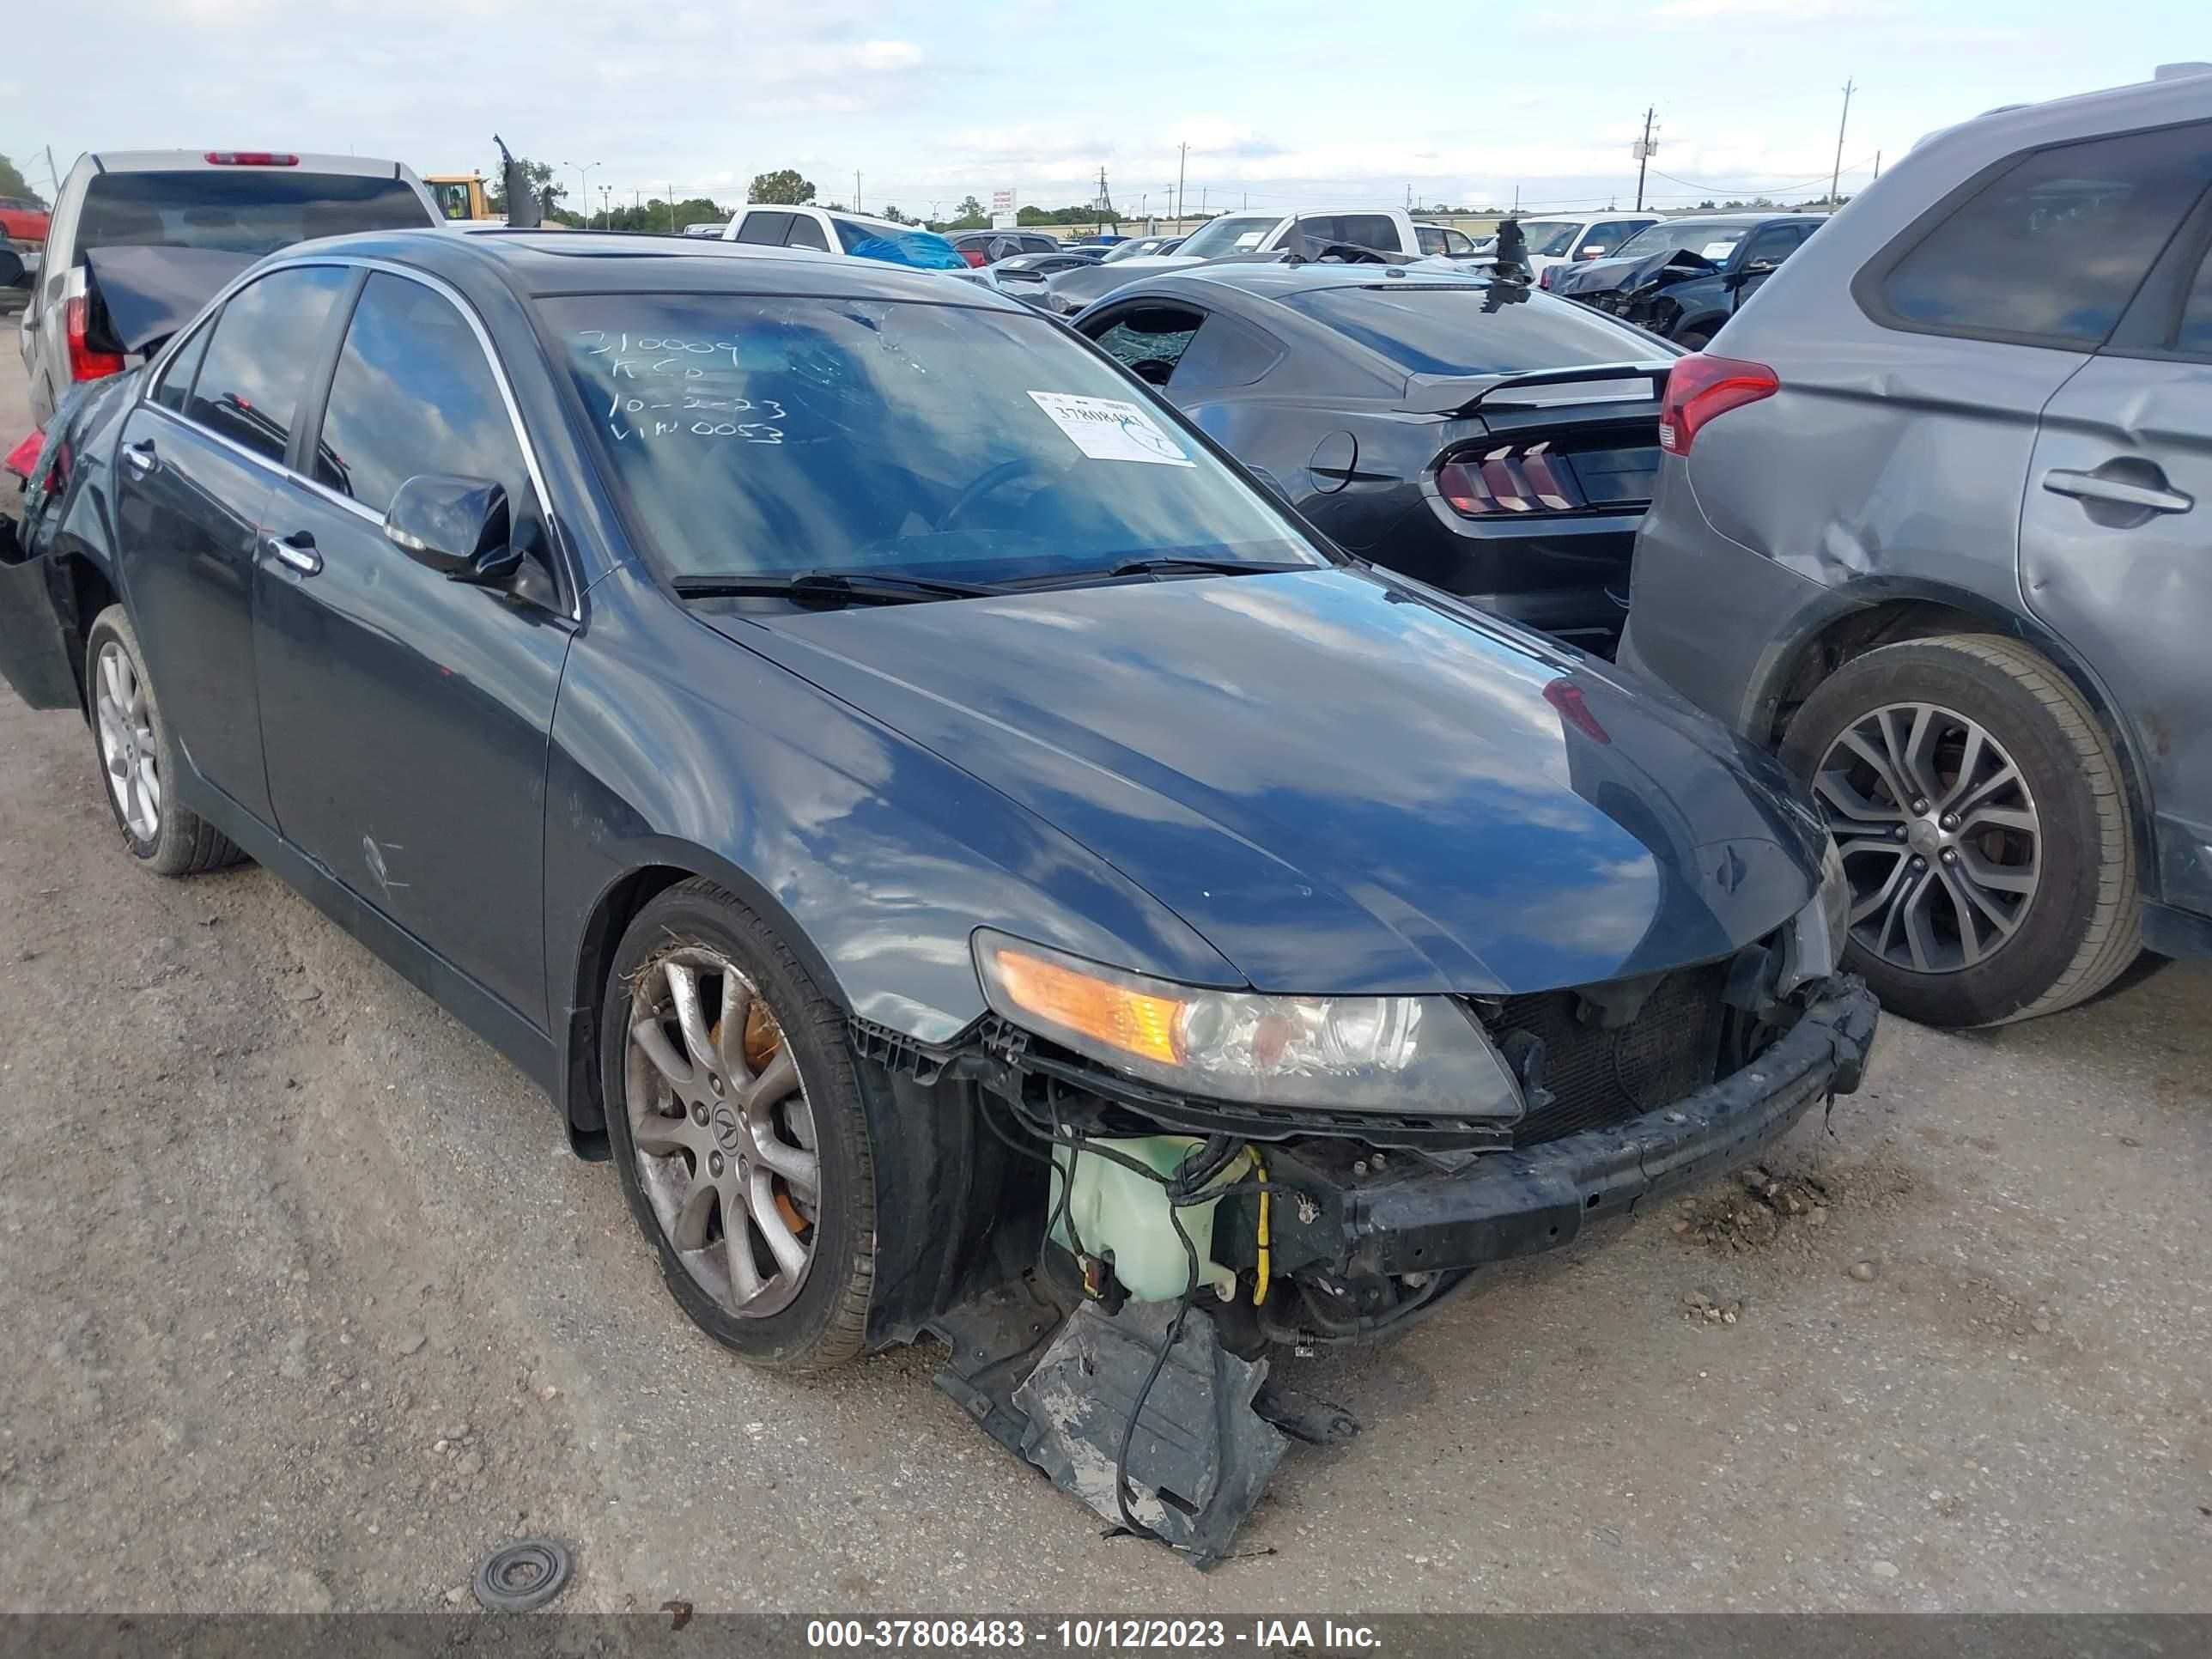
left=0, top=231, right=1874, bottom=1560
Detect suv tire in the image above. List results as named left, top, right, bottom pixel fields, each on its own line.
left=1779, top=633, right=2140, bottom=1027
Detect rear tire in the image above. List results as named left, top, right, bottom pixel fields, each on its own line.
left=1778, top=634, right=2140, bottom=1027
left=83, top=606, right=245, bottom=878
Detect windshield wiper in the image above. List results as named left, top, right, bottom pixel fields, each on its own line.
left=1104, top=556, right=1315, bottom=579
left=671, top=569, right=1007, bottom=605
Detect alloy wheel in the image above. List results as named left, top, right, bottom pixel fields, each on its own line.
left=94, top=641, right=161, bottom=842
left=1812, top=701, right=2041, bottom=975
left=623, top=947, right=820, bottom=1317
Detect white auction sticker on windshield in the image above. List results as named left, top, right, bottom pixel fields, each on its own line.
left=1027, top=392, right=1194, bottom=467
left=1700, top=241, right=1738, bottom=259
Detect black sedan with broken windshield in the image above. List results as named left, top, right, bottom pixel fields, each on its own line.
left=1072, top=263, right=1679, bottom=655
left=0, top=230, right=1874, bottom=1565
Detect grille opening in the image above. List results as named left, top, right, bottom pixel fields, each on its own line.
left=1485, top=961, right=1729, bottom=1148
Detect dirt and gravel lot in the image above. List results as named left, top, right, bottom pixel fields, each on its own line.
left=0, top=347, right=2205, bottom=1616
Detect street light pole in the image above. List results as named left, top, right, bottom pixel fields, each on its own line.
left=562, top=161, right=600, bottom=224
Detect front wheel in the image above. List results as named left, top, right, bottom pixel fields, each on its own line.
left=601, top=879, right=877, bottom=1370
left=1778, top=634, right=2140, bottom=1027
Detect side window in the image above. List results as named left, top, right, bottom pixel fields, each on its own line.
left=186, top=264, right=351, bottom=464
left=313, top=273, right=531, bottom=524
left=1443, top=228, right=1476, bottom=256
left=149, top=318, right=213, bottom=415
left=1877, top=122, right=2212, bottom=347
left=784, top=215, right=830, bottom=252
left=734, top=211, right=791, bottom=246
left=1171, top=313, right=1285, bottom=391
left=1088, top=307, right=1202, bottom=386
left=1417, top=226, right=1445, bottom=255
left=1742, top=223, right=1808, bottom=269
left=2179, top=243, right=2212, bottom=358
left=1581, top=221, right=1637, bottom=256
left=1027, top=236, right=1059, bottom=254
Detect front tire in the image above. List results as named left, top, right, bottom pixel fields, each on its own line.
left=601, top=879, right=876, bottom=1370
left=84, top=606, right=244, bottom=878
left=1779, top=634, right=2140, bottom=1027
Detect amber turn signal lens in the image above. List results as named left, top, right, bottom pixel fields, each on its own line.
left=988, top=946, right=1183, bottom=1065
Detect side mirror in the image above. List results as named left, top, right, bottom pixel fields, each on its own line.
left=1576, top=246, right=1603, bottom=259
left=384, top=474, right=520, bottom=584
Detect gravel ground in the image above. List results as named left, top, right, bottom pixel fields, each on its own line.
left=0, top=349, right=2206, bottom=1615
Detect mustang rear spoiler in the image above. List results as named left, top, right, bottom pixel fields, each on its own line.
left=1408, top=360, right=1676, bottom=417
left=81, top=245, right=258, bottom=358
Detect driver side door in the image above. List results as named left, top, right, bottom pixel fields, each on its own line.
left=252, top=268, right=574, bottom=1030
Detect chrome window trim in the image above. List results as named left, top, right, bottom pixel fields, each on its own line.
left=139, top=253, right=583, bottom=620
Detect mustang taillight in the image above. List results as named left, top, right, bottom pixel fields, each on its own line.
left=1436, top=442, right=1584, bottom=517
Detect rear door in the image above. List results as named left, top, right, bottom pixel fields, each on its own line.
left=2021, top=177, right=2212, bottom=921
left=114, top=262, right=353, bottom=824
left=252, top=269, right=572, bottom=1027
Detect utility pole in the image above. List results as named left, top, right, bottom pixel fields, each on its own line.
left=1633, top=106, right=1656, bottom=212
left=45, top=145, right=61, bottom=198
left=854, top=170, right=862, bottom=213
left=1873, top=149, right=1882, bottom=180
left=668, top=185, right=676, bottom=233
left=599, top=184, right=611, bottom=228
left=1176, top=142, right=1187, bottom=225
left=1831, top=78, right=1855, bottom=206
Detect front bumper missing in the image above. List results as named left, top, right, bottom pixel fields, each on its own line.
left=929, top=976, right=1876, bottom=1567
left=1266, top=975, right=1879, bottom=1280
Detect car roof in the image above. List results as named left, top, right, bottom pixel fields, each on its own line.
left=86, top=149, right=414, bottom=179
left=312, top=228, right=1029, bottom=310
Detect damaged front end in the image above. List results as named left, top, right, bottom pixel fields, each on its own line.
left=909, top=878, right=1878, bottom=1566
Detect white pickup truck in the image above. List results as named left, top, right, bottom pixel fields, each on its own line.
left=1040, top=206, right=1430, bottom=312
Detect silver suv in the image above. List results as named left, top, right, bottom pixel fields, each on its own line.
left=20, top=149, right=440, bottom=428
left=1620, top=66, right=2212, bottom=1028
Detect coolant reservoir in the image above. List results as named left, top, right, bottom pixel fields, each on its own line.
left=1048, top=1136, right=1247, bottom=1303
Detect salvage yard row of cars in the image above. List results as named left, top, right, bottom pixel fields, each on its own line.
left=1, top=64, right=2207, bottom=1564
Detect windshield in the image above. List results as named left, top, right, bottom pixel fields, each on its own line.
left=542, top=294, right=1323, bottom=586
left=76, top=170, right=436, bottom=254
left=428, top=180, right=476, bottom=222
left=1281, top=283, right=1668, bottom=375
left=1516, top=221, right=1580, bottom=258
left=830, top=219, right=967, bottom=270
left=1176, top=215, right=1279, bottom=258
left=1612, top=222, right=1750, bottom=260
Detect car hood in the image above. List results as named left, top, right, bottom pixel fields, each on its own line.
left=712, top=568, right=1824, bottom=996
left=1552, top=246, right=1717, bottom=299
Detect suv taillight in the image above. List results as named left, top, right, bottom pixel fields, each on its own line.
left=1658, top=353, right=1778, bottom=456
left=64, top=295, right=125, bottom=382
left=1437, top=442, right=1584, bottom=517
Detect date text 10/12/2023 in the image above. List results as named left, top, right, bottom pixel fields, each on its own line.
left=805, top=1620, right=1383, bottom=1650
left=576, top=330, right=788, bottom=446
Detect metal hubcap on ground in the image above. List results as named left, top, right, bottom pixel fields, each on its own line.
left=94, top=641, right=161, bottom=842
left=625, top=947, right=820, bottom=1318
left=1813, top=701, right=2041, bottom=975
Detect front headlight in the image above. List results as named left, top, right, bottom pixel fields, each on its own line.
left=973, top=931, right=1525, bottom=1119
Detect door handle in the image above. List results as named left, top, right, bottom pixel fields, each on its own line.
left=2041, top=467, right=2192, bottom=514
left=264, top=532, right=323, bottom=575
left=122, top=440, right=156, bottom=478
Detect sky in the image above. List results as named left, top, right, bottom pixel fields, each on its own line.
left=3, top=0, right=2203, bottom=222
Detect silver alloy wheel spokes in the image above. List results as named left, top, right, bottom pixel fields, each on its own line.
left=1813, top=701, right=2041, bottom=975
left=624, top=947, right=820, bottom=1318
left=94, top=641, right=161, bottom=842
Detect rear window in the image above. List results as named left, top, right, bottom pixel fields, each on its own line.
left=76, top=170, right=434, bottom=256
left=1875, top=123, right=2212, bottom=348
left=1279, top=283, right=1668, bottom=376
left=830, top=219, right=966, bottom=270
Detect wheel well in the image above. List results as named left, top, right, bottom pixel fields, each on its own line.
left=60, top=556, right=117, bottom=711
left=563, top=864, right=698, bottom=1152
left=1766, top=600, right=1997, bottom=746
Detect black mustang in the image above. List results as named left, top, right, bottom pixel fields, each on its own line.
left=0, top=230, right=1873, bottom=1561
left=1072, top=262, right=1679, bottom=654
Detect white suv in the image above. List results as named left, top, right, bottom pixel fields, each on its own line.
left=1513, top=213, right=1662, bottom=280
left=720, top=205, right=968, bottom=271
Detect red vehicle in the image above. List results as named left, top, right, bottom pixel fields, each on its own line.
left=0, top=197, right=46, bottom=301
